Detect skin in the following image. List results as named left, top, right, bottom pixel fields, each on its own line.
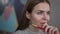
left=26, top=2, right=59, bottom=34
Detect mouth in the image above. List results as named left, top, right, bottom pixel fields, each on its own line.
left=40, top=21, right=47, bottom=24
left=40, top=22, right=46, bottom=25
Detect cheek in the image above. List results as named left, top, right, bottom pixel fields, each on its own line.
left=34, top=17, right=41, bottom=21
left=30, top=14, right=43, bottom=26
left=31, top=14, right=42, bottom=22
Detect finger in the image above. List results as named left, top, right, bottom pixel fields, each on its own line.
left=42, top=23, right=48, bottom=28
left=52, top=27, right=59, bottom=34
left=49, top=26, right=54, bottom=34
left=45, top=26, right=51, bottom=34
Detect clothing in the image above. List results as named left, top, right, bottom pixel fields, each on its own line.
left=13, top=28, right=44, bottom=34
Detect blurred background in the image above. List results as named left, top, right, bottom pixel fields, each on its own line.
left=0, top=0, right=60, bottom=34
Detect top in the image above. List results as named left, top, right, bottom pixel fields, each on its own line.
left=13, top=28, right=44, bottom=34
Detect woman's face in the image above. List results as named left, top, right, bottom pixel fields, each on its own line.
left=26, top=2, right=50, bottom=26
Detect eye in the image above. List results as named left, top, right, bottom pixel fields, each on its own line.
left=37, top=10, right=44, bottom=15
left=47, top=11, right=50, bottom=15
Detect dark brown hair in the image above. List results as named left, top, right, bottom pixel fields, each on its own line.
left=16, top=0, right=50, bottom=30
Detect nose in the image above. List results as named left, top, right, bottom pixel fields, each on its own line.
left=42, top=13, right=48, bottom=20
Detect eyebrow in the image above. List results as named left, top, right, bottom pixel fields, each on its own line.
left=38, top=10, right=50, bottom=12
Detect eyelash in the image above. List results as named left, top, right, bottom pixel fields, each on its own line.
left=47, top=12, right=50, bottom=15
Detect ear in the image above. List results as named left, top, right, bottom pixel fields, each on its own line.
left=26, top=11, right=31, bottom=19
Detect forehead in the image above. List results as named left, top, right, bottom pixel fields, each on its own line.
left=32, top=2, right=50, bottom=12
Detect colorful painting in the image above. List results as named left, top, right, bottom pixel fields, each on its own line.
left=0, top=0, right=18, bottom=33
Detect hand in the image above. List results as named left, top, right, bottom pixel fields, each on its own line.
left=32, top=23, right=59, bottom=34
left=42, top=23, right=59, bottom=34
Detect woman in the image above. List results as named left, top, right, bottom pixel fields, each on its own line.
left=14, top=0, right=59, bottom=34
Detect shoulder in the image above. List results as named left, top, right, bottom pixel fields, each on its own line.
left=13, top=30, right=28, bottom=34
left=13, top=30, right=23, bottom=34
